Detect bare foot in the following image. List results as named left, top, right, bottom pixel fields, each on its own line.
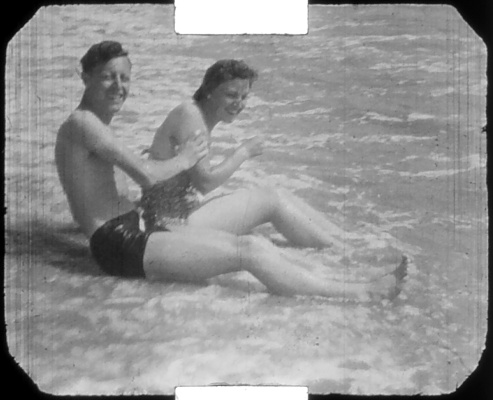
left=364, top=255, right=408, bottom=302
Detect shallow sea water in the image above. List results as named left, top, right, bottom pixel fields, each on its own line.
left=5, top=4, right=488, bottom=395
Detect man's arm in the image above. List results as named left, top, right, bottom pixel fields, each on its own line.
left=173, top=104, right=262, bottom=194
left=72, top=111, right=205, bottom=189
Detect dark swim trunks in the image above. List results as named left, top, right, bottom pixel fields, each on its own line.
left=90, top=210, right=167, bottom=278
left=140, top=171, right=201, bottom=231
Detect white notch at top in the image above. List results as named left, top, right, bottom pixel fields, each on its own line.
left=175, top=0, right=308, bottom=35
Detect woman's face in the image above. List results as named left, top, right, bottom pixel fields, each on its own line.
left=207, top=78, right=251, bottom=124
left=83, top=56, right=131, bottom=116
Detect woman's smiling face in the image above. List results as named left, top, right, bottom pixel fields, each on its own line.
left=207, top=78, right=251, bottom=124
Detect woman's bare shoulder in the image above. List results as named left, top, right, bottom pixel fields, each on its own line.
left=172, top=100, right=202, bottom=119
left=167, top=101, right=206, bottom=137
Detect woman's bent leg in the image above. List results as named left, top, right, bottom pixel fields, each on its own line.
left=188, top=187, right=344, bottom=248
left=274, top=188, right=347, bottom=248
left=187, top=189, right=275, bottom=235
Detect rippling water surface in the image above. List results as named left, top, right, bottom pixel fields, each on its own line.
left=5, top=4, right=487, bottom=395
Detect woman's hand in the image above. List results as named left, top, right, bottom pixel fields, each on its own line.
left=238, top=136, right=263, bottom=159
left=176, top=130, right=209, bottom=169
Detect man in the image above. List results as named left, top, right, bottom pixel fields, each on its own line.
left=55, top=41, right=207, bottom=278
left=56, top=41, right=406, bottom=300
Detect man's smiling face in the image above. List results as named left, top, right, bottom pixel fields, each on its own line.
left=83, top=56, right=132, bottom=117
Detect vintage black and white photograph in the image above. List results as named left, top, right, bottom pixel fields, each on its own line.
left=4, top=3, right=488, bottom=396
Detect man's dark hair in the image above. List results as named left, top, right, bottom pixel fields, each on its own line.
left=193, top=59, right=258, bottom=102
left=80, top=41, right=129, bottom=74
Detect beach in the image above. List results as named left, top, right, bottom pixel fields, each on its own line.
left=4, top=4, right=488, bottom=395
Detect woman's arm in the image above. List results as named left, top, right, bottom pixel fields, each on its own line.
left=170, top=103, right=262, bottom=194
left=190, top=137, right=261, bottom=194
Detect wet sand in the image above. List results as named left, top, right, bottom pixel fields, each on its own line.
left=4, top=4, right=488, bottom=395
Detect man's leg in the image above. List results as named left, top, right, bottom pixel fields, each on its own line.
left=143, top=227, right=406, bottom=300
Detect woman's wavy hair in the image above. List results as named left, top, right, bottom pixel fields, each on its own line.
left=193, top=59, right=258, bottom=102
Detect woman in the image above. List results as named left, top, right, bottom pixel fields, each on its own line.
left=145, top=60, right=350, bottom=248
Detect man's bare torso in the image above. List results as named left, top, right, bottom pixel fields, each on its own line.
left=55, top=110, right=134, bottom=237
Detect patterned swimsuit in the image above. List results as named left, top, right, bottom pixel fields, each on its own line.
left=140, top=171, right=202, bottom=231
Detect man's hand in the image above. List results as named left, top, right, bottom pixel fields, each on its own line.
left=176, top=130, right=208, bottom=169
left=237, top=136, right=263, bottom=159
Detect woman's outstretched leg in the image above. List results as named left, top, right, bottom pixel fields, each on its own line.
left=188, top=186, right=344, bottom=248
left=143, top=227, right=407, bottom=300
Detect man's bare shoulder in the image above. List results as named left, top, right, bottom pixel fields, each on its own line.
left=58, top=109, right=109, bottom=143
left=66, top=109, right=106, bottom=130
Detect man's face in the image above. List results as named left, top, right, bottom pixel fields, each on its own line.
left=83, top=56, right=131, bottom=116
left=208, top=78, right=251, bottom=124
